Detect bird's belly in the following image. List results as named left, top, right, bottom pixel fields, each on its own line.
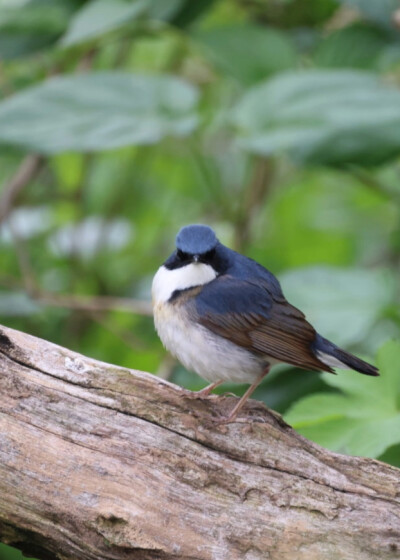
left=153, top=302, right=267, bottom=384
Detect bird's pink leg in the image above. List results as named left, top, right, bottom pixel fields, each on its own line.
left=189, top=380, right=223, bottom=398
left=217, top=366, right=270, bottom=424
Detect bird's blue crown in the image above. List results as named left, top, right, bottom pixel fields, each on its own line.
left=176, top=224, right=218, bottom=255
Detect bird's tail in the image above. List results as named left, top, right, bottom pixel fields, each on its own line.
left=312, top=334, right=379, bottom=376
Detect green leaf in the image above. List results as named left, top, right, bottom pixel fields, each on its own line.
left=0, top=0, right=71, bottom=35
left=280, top=266, right=393, bottom=347
left=232, top=70, right=400, bottom=166
left=0, top=0, right=73, bottom=58
left=285, top=340, right=400, bottom=458
left=0, top=542, right=27, bottom=560
left=0, top=73, right=199, bottom=154
left=194, top=24, right=297, bottom=85
left=378, top=443, right=400, bottom=468
left=315, top=24, right=390, bottom=69
left=284, top=394, right=353, bottom=426
left=237, top=0, right=337, bottom=28
left=166, top=0, right=216, bottom=28
left=0, top=33, right=56, bottom=59
left=61, top=0, right=149, bottom=47
left=338, top=0, right=398, bottom=28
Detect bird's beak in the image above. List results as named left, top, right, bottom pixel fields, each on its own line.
left=193, top=254, right=200, bottom=263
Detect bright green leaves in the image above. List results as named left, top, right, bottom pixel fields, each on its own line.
left=0, top=73, right=199, bottom=153
left=285, top=340, right=400, bottom=458
left=232, top=70, right=400, bottom=166
left=194, top=24, right=297, bottom=85
left=280, top=267, right=394, bottom=347
left=61, top=0, right=149, bottom=47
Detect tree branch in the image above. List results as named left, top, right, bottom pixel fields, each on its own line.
left=0, top=155, right=44, bottom=223
left=0, top=324, right=399, bottom=560
left=32, top=292, right=153, bottom=316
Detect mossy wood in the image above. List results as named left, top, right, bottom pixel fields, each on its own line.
left=0, top=325, right=399, bottom=560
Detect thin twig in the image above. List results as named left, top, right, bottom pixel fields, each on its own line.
left=9, top=221, right=39, bottom=295
left=33, top=292, right=153, bottom=316
left=0, top=155, right=44, bottom=223
left=0, top=271, right=153, bottom=315
left=393, top=8, right=400, bottom=29
left=77, top=47, right=98, bottom=72
left=234, top=157, right=274, bottom=252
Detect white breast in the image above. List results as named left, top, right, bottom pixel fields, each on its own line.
left=152, top=265, right=268, bottom=383
left=152, top=263, right=217, bottom=304
left=152, top=262, right=271, bottom=384
left=153, top=303, right=266, bottom=384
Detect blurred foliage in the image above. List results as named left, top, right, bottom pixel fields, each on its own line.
left=233, top=70, right=400, bottom=165
left=286, top=340, right=400, bottom=458
left=0, top=0, right=400, bottom=557
left=0, top=73, right=199, bottom=151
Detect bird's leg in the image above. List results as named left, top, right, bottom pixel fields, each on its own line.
left=217, top=366, right=270, bottom=424
left=186, top=380, right=223, bottom=399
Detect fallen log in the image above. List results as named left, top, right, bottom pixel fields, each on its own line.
left=0, top=324, right=399, bottom=560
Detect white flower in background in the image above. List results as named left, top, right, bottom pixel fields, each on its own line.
left=0, top=206, right=53, bottom=243
left=48, top=216, right=133, bottom=259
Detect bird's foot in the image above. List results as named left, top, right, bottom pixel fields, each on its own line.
left=184, top=381, right=223, bottom=399
left=208, top=406, right=244, bottom=425
left=213, top=412, right=243, bottom=425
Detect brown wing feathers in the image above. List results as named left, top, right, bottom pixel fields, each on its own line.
left=198, top=283, right=333, bottom=373
left=249, top=303, right=333, bottom=372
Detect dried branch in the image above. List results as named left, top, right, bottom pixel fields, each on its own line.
left=0, top=324, right=399, bottom=560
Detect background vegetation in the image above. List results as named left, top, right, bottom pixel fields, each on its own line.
left=1, top=0, right=400, bottom=557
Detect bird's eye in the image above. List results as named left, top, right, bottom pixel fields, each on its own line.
left=177, top=249, right=188, bottom=260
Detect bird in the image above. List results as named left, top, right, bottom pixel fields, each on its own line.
left=152, top=224, right=379, bottom=424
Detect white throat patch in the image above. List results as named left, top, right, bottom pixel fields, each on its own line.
left=152, top=263, right=216, bottom=304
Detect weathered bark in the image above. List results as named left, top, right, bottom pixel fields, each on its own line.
left=0, top=325, right=399, bottom=560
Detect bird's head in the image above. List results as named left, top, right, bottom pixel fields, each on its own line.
left=171, top=224, right=218, bottom=267
left=152, top=225, right=228, bottom=304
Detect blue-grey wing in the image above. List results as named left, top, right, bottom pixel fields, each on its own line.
left=196, top=275, right=332, bottom=372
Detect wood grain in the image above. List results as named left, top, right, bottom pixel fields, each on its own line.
left=0, top=325, right=399, bottom=560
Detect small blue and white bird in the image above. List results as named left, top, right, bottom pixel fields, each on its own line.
left=152, top=224, right=379, bottom=423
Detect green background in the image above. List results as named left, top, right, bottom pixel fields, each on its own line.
left=1, top=0, right=400, bottom=558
